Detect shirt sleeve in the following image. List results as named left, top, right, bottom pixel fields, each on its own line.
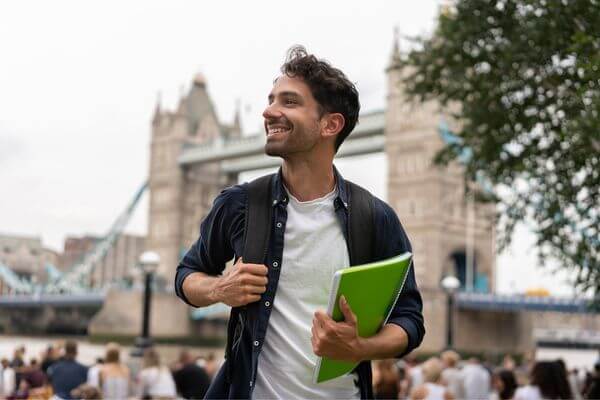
left=373, top=199, right=425, bottom=357
left=174, top=184, right=246, bottom=306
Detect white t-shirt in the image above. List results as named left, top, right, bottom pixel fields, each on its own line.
left=252, top=186, right=360, bottom=399
left=514, top=385, right=542, bottom=400
left=461, top=363, right=491, bottom=400
left=137, top=366, right=177, bottom=398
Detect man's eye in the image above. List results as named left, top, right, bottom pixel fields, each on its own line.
left=285, top=99, right=297, bottom=105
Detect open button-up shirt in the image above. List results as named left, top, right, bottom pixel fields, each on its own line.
left=175, top=167, right=425, bottom=399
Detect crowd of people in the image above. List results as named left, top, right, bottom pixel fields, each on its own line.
left=1, top=342, right=600, bottom=399
left=0, top=341, right=219, bottom=400
left=373, top=350, right=600, bottom=400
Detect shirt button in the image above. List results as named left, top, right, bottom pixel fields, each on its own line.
left=254, top=340, right=260, bottom=347
left=272, top=261, right=278, bottom=268
left=276, top=222, right=282, bottom=228
left=272, top=200, right=278, bottom=205
left=265, top=301, right=270, bottom=307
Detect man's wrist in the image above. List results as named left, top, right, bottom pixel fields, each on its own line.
left=353, top=336, right=369, bottom=363
left=208, top=276, right=223, bottom=304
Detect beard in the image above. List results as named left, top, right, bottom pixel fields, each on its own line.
left=264, top=118, right=320, bottom=158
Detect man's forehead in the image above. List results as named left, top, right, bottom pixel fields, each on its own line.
left=269, top=75, right=310, bottom=96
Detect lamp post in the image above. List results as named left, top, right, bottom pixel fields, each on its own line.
left=131, top=251, right=160, bottom=357
left=441, top=275, right=460, bottom=349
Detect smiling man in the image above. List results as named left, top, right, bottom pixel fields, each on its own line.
left=175, top=46, right=424, bottom=399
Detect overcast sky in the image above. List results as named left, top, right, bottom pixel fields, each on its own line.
left=0, top=0, right=575, bottom=295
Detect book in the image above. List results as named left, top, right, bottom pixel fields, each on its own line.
left=313, top=252, right=413, bottom=383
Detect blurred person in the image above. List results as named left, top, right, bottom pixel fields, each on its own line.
left=86, top=358, right=103, bottom=389
left=410, top=357, right=453, bottom=400
left=202, top=352, right=219, bottom=380
left=23, top=358, right=46, bottom=389
left=584, top=361, right=600, bottom=400
left=502, top=355, right=516, bottom=371
left=99, top=342, right=129, bottom=400
left=7, top=378, right=29, bottom=400
left=555, top=359, right=581, bottom=400
left=172, top=350, right=210, bottom=400
left=10, top=347, right=25, bottom=388
left=373, top=359, right=401, bottom=399
left=1, top=358, right=16, bottom=398
left=70, top=383, right=102, bottom=400
left=490, top=369, right=518, bottom=400
left=10, top=346, right=25, bottom=369
left=396, top=361, right=411, bottom=400
left=514, top=360, right=572, bottom=400
left=136, top=347, right=176, bottom=399
left=41, top=345, right=58, bottom=375
left=461, top=357, right=491, bottom=400
left=440, top=350, right=463, bottom=399
left=569, top=368, right=583, bottom=399
left=405, top=354, right=424, bottom=393
left=47, top=340, right=88, bottom=400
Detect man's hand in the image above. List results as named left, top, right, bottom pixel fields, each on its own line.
left=211, top=258, right=268, bottom=307
left=311, top=295, right=364, bottom=363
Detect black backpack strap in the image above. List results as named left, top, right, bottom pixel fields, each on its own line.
left=243, top=174, right=275, bottom=263
left=224, top=174, right=274, bottom=387
left=346, top=180, right=376, bottom=399
left=346, top=180, right=375, bottom=266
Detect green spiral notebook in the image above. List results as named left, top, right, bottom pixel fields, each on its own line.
left=313, top=252, right=413, bottom=384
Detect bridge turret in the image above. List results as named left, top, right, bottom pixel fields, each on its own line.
left=147, top=72, right=232, bottom=283
left=384, top=28, right=496, bottom=350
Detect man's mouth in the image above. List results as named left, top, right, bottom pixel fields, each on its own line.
left=266, top=125, right=292, bottom=138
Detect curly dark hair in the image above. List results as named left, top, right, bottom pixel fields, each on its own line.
left=280, top=45, right=360, bottom=152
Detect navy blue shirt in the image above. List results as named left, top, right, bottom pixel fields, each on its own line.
left=47, top=358, right=88, bottom=400
left=175, top=167, right=425, bottom=399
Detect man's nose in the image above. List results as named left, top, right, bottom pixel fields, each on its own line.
left=263, top=103, right=282, bottom=120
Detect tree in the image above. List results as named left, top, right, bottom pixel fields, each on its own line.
left=402, top=0, right=599, bottom=297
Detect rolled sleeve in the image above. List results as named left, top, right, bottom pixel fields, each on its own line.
left=174, top=185, right=246, bottom=306
left=373, top=198, right=425, bottom=356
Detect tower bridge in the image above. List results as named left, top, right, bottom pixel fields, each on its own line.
left=1, top=39, right=598, bottom=352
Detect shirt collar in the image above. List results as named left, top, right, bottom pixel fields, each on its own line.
left=271, top=164, right=349, bottom=210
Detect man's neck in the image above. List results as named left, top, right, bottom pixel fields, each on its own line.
left=281, top=157, right=335, bottom=202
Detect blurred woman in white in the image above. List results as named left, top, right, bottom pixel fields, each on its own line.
left=410, top=357, right=454, bottom=400
left=136, top=347, right=176, bottom=400
left=99, top=342, right=130, bottom=399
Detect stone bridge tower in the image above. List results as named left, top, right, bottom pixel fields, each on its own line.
left=384, top=36, right=496, bottom=349
left=147, top=74, right=240, bottom=284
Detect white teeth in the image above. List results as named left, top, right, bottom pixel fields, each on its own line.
left=267, top=127, right=289, bottom=135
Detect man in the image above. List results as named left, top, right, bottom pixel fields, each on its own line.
left=47, top=341, right=88, bottom=400
left=175, top=45, right=425, bottom=399
left=440, top=350, right=463, bottom=399
left=461, top=357, right=491, bottom=400
left=172, top=350, right=211, bottom=399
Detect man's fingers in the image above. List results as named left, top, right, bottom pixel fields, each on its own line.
left=314, top=310, right=336, bottom=332
left=339, top=295, right=357, bottom=325
left=245, top=294, right=261, bottom=303
left=246, top=284, right=267, bottom=294
left=241, top=263, right=269, bottom=276
left=240, top=274, right=268, bottom=287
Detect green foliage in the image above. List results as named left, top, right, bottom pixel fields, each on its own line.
left=403, top=0, right=600, bottom=297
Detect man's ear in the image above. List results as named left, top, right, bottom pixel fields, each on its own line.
left=321, top=113, right=345, bottom=139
